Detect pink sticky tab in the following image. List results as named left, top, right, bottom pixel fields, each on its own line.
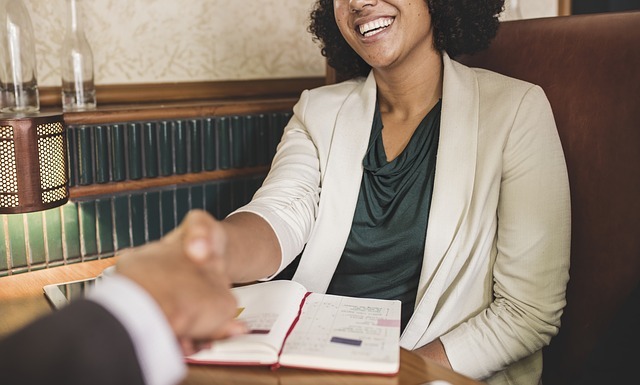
left=377, top=319, right=401, bottom=327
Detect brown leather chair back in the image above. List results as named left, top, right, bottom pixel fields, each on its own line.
left=459, top=12, right=640, bottom=384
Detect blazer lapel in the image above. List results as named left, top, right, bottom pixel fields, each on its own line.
left=293, top=73, right=378, bottom=293
left=401, top=54, right=479, bottom=348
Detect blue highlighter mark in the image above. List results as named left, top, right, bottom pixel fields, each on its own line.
left=330, top=336, right=362, bottom=346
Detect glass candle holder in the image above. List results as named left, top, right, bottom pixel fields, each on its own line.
left=60, top=0, right=96, bottom=111
left=0, top=0, right=40, bottom=113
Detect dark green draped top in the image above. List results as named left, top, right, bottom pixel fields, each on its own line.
left=326, top=99, right=441, bottom=331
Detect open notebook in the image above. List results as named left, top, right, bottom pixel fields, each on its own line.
left=187, top=280, right=401, bottom=375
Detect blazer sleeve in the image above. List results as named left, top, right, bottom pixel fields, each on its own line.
left=233, top=89, right=322, bottom=276
left=0, top=300, right=145, bottom=385
left=440, top=85, right=571, bottom=379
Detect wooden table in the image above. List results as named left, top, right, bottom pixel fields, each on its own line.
left=0, top=259, right=484, bottom=385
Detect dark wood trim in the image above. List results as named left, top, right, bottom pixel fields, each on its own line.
left=326, top=65, right=338, bottom=85
left=39, top=77, right=324, bottom=125
left=325, top=62, right=354, bottom=85
left=69, top=166, right=270, bottom=200
left=559, top=0, right=571, bottom=16
left=40, top=77, right=325, bottom=108
left=61, top=98, right=298, bottom=125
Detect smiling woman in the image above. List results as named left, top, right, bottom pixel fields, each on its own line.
left=144, top=1, right=570, bottom=384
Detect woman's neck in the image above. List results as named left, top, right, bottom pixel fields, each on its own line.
left=373, top=51, right=443, bottom=121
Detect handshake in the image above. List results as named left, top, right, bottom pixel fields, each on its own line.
left=116, top=209, right=250, bottom=355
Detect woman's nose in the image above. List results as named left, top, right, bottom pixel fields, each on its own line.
left=349, top=0, right=377, bottom=13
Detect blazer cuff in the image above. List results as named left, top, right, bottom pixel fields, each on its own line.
left=439, top=323, right=493, bottom=380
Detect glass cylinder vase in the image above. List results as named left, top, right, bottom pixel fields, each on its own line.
left=60, top=0, right=96, bottom=111
left=0, top=0, right=40, bottom=113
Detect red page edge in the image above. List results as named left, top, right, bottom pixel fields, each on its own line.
left=270, top=290, right=312, bottom=371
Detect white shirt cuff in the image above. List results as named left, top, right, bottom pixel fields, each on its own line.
left=88, top=273, right=186, bottom=385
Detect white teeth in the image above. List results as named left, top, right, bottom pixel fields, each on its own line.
left=358, top=17, right=394, bottom=37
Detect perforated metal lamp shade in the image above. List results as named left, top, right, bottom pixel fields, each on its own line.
left=0, top=113, right=69, bottom=214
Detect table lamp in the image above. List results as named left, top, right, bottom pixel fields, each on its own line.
left=0, top=113, right=69, bottom=214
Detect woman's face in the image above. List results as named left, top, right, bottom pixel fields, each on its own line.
left=333, top=0, right=435, bottom=72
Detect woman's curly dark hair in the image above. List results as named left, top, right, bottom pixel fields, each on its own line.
left=309, top=0, right=505, bottom=79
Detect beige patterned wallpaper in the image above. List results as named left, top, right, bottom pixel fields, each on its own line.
left=24, top=0, right=557, bottom=87
left=26, top=0, right=325, bottom=86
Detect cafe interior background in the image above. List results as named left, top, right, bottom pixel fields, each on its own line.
left=1, top=0, right=639, bottom=383
left=2, top=2, right=638, bottom=384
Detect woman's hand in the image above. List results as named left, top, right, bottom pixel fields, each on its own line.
left=175, top=209, right=282, bottom=284
left=414, top=338, right=453, bottom=370
left=174, top=209, right=231, bottom=277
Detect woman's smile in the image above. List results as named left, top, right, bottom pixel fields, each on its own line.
left=357, top=16, right=395, bottom=37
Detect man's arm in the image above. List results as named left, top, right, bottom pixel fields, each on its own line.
left=0, top=299, right=146, bottom=385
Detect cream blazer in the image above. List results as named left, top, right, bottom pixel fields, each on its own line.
left=235, top=54, right=571, bottom=384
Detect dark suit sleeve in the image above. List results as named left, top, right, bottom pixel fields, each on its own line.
left=0, top=299, right=145, bottom=385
